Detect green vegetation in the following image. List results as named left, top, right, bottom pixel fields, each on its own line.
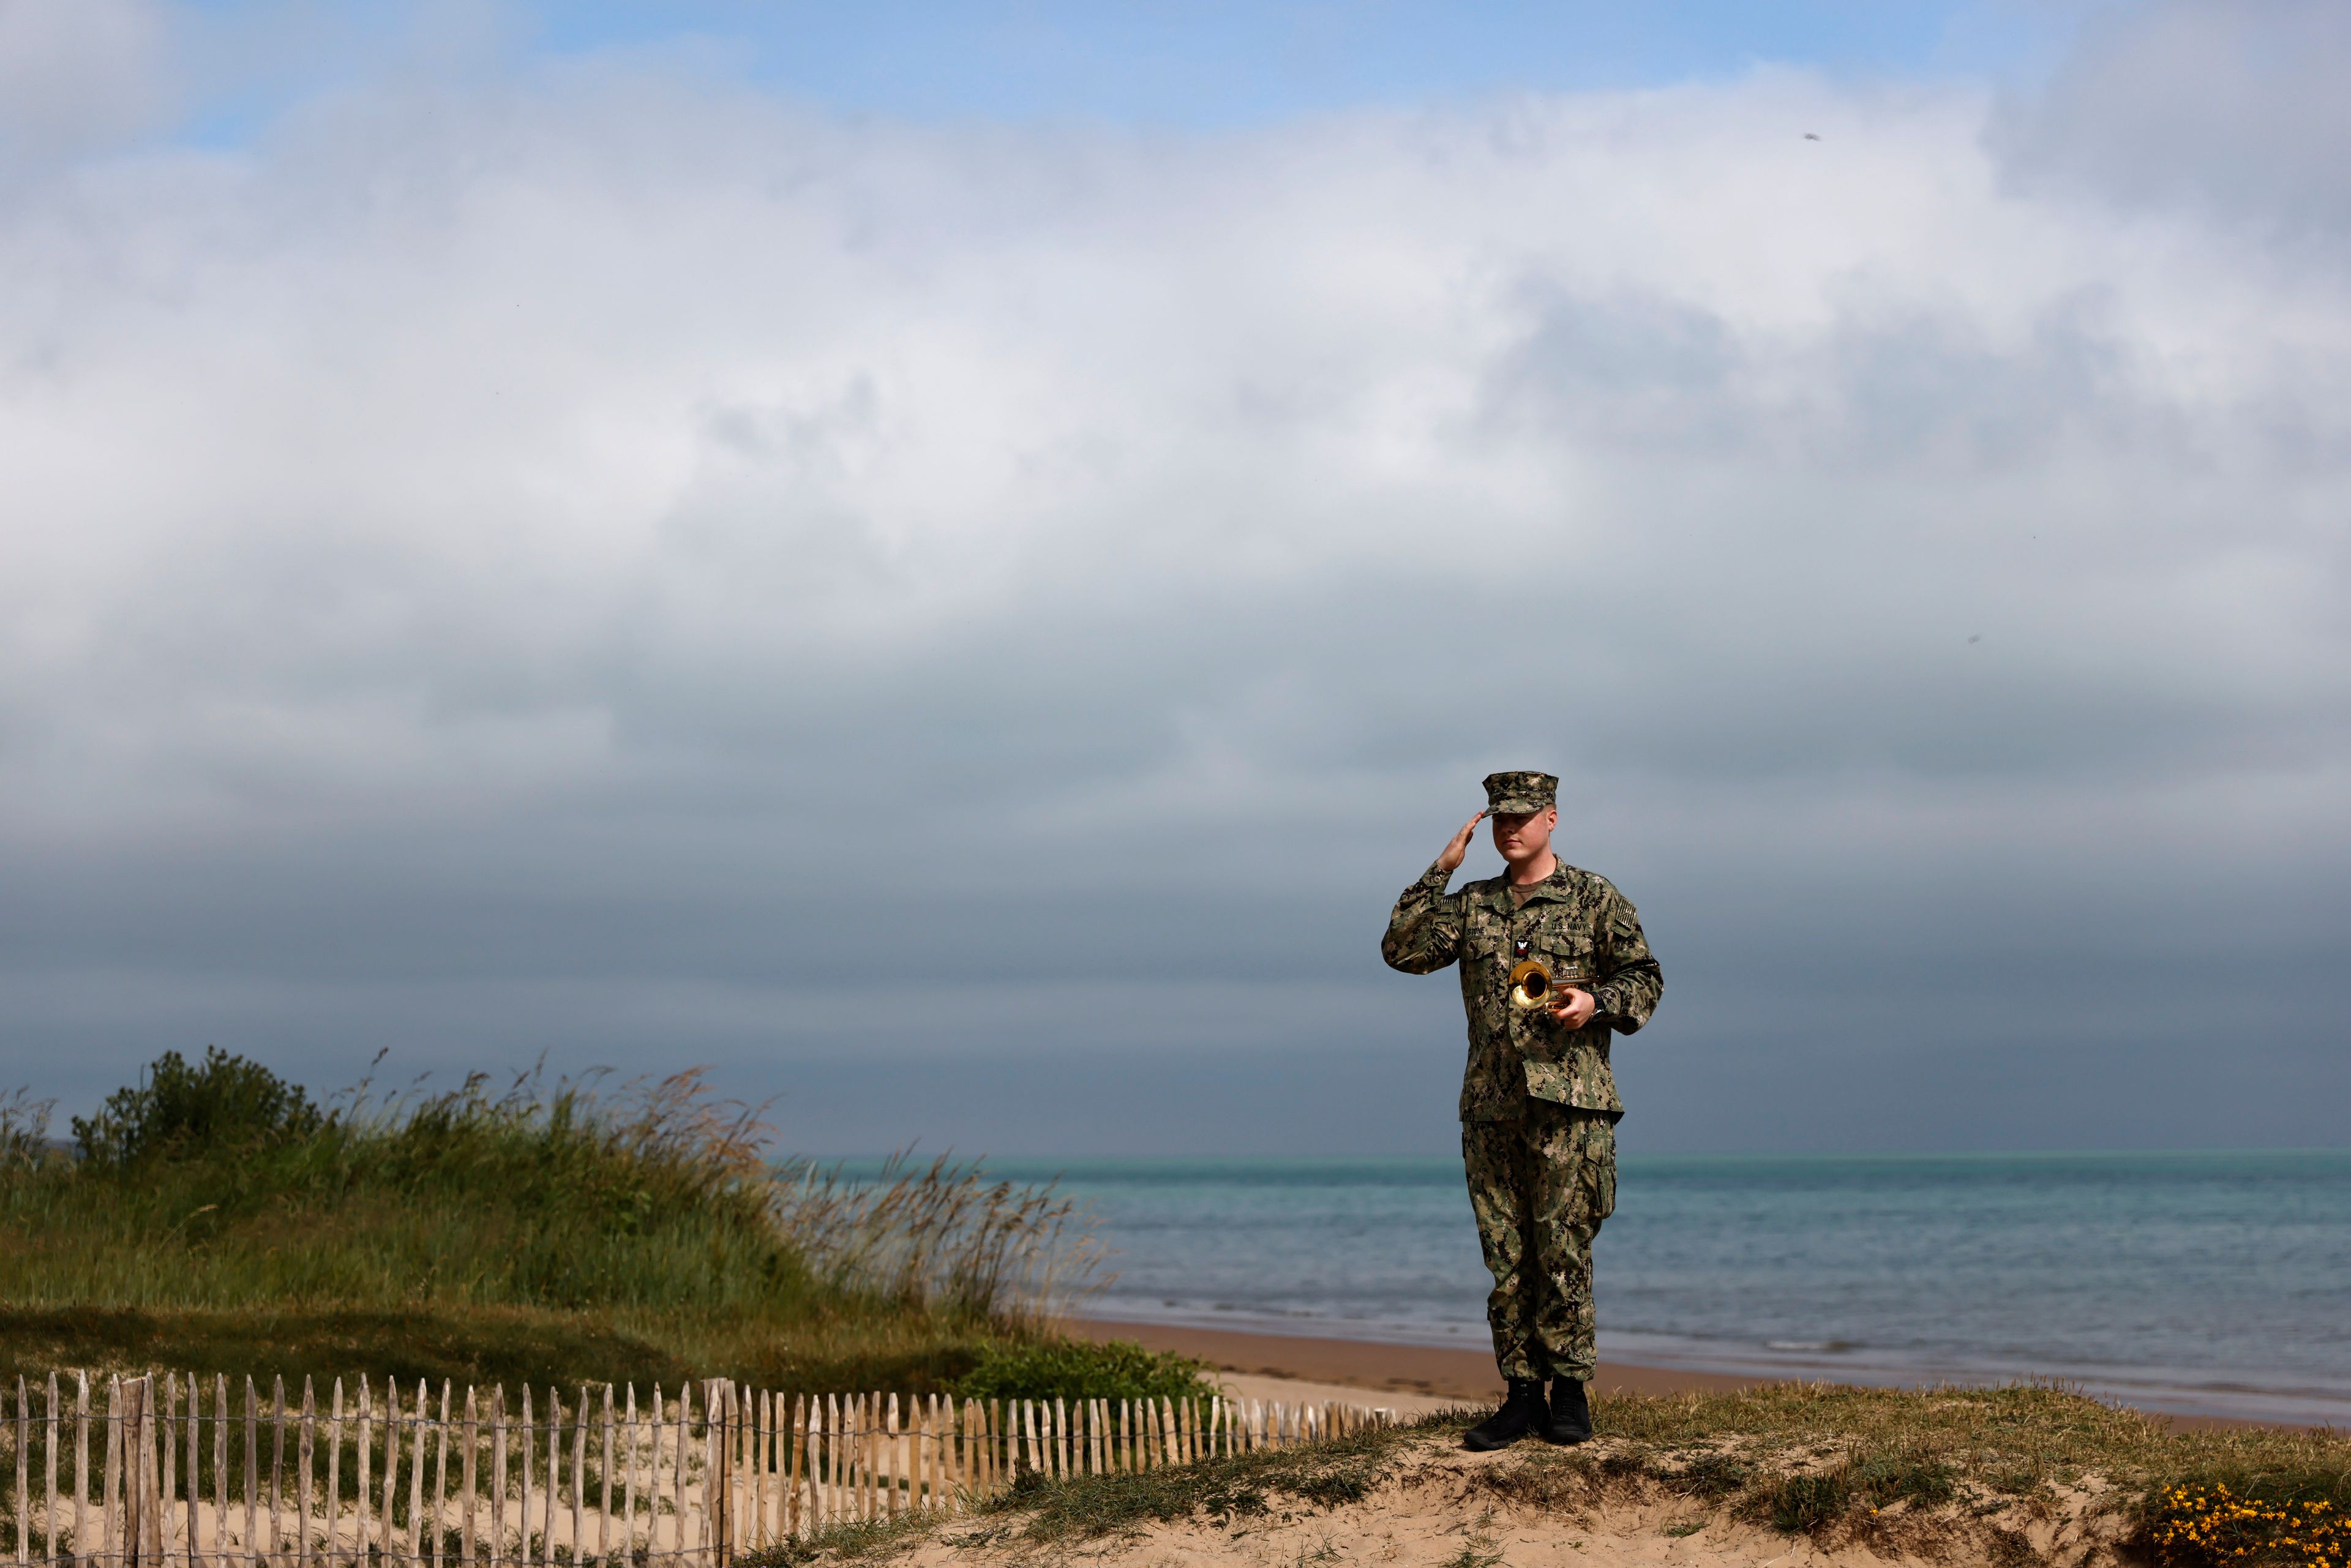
left=0, top=1049, right=1198, bottom=1403
left=748, top=1383, right=2351, bottom=1564
left=70, top=1046, right=326, bottom=1165
left=741, top=1413, right=1442, bottom=1565
left=1473, top=1381, right=2351, bottom=1564
left=955, top=1338, right=1208, bottom=1406
left=2147, top=1482, right=2351, bottom=1568
left=973, top=1413, right=1424, bottom=1544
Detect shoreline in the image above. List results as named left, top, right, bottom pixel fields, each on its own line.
left=1072, top=1317, right=2324, bottom=1432
left=1073, top=1317, right=1766, bottom=1404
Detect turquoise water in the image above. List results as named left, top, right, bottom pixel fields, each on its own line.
left=980, top=1152, right=2351, bottom=1424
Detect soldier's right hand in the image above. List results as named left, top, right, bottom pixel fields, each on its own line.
left=1436, top=809, right=1487, bottom=875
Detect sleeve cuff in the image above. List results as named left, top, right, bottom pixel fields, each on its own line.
left=1415, top=860, right=1456, bottom=895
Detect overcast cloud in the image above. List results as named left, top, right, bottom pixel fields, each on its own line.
left=1, top=1, right=2344, bottom=1155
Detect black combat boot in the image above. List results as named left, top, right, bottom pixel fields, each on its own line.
left=1463, top=1379, right=1545, bottom=1451
left=1544, top=1376, right=1594, bottom=1444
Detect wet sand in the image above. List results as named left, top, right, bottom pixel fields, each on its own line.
left=1071, top=1318, right=2302, bottom=1430
left=1071, top=1318, right=1760, bottom=1404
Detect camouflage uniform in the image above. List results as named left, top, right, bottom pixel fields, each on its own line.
left=1381, top=773, right=1663, bottom=1384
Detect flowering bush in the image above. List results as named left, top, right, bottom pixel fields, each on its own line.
left=2149, top=1483, right=2349, bottom=1568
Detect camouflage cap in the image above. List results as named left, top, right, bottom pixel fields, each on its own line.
left=1483, top=771, right=1558, bottom=814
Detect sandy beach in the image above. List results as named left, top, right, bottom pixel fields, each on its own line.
left=1078, top=1317, right=1787, bottom=1405
left=896, top=1405, right=2137, bottom=1568
left=901, top=1461, right=2130, bottom=1568
left=1072, top=1318, right=2300, bottom=1432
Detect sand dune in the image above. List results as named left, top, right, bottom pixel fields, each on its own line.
left=896, top=1435, right=2124, bottom=1567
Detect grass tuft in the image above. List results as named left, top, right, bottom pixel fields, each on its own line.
left=1851, top=1447, right=1960, bottom=1509
left=1668, top=1449, right=1753, bottom=1499
left=1766, top=1469, right=1851, bottom=1533
left=734, top=1508, right=940, bottom=1567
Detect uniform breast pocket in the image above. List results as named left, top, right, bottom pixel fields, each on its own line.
left=1534, top=931, right=1597, bottom=988
left=1464, top=906, right=1506, bottom=969
left=1535, top=896, right=1592, bottom=951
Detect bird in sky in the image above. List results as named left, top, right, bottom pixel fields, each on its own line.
left=1804, top=132, right=1821, bottom=141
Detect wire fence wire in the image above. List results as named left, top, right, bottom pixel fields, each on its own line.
left=2, top=1371, right=1397, bottom=1566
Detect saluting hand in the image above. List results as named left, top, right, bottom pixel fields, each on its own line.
left=1435, top=809, right=1487, bottom=875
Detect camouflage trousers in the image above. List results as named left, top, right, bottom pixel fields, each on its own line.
left=1461, top=1103, right=1618, bottom=1383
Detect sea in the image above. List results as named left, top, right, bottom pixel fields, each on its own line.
left=977, top=1153, right=2351, bottom=1426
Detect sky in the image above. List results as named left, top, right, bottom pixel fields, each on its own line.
left=1, top=0, right=2345, bottom=1157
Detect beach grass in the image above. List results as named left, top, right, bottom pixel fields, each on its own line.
left=1562, top=1380, right=2350, bottom=1562
left=0, top=1051, right=1200, bottom=1400
left=974, top=1408, right=1428, bottom=1543
left=740, top=1414, right=1440, bottom=1564
left=750, top=1384, right=2351, bottom=1564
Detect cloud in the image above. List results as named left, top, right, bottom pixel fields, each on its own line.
left=1, top=17, right=2345, bottom=1149
left=0, top=0, right=173, bottom=163
left=1992, top=0, right=2351, bottom=248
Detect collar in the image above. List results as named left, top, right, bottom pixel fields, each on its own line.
left=1485, top=860, right=1574, bottom=909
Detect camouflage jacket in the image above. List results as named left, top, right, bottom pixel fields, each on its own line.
left=1381, top=857, right=1663, bottom=1123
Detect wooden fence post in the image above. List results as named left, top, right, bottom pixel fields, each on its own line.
left=377, top=1379, right=396, bottom=1568
left=516, top=1386, right=533, bottom=1568
left=457, top=1388, right=476, bottom=1568
left=542, top=1385, right=558, bottom=1568
left=119, top=1377, right=141, bottom=1568
left=354, top=1378, right=372, bottom=1568
left=620, top=1387, right=638, bottom=1564
left=298, top=1379, right=317, bottom=1568
left=13, top=1376, right=28, bottom=1568
left=159, top=1377, right=176, bottom=1568
left=45, top=1375, right=59, bottom=1568
left=407, top=1382, right=426, bottom=1568
left=826, top=1395, right=841, bottom=1531
left=671, top=1384, right=691, bottom=1564
left=597, top=1387, right=613, bottom=1564
left=104, top=1378, right=122, bottom=1568
left=212, top=1376, right=228, bottom=1568
left=645, top=1387, right=664, bottom=1565
left=700, top=1382, right=719, bottom=1567
left=567, top=1386, right=583, bottom=1568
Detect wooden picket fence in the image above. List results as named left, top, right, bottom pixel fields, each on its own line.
left=0, top=1373, right=1395, bottom=1566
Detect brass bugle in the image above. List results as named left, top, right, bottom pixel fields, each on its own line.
left=1509, top=958, right=1595, bottom=1012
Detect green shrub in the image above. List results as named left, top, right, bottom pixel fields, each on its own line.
left=953, top=1338, right=1209, bottom=1405
left=71, top=1048, right=323, bottom=1167
left=2145, top=1481, right=2351, bottom=1568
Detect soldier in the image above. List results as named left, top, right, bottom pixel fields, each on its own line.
left=1382, top=771, right=1663, bottom=1449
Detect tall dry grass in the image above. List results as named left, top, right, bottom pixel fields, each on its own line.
left=774, top=1152, right=1101, bottom=1329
